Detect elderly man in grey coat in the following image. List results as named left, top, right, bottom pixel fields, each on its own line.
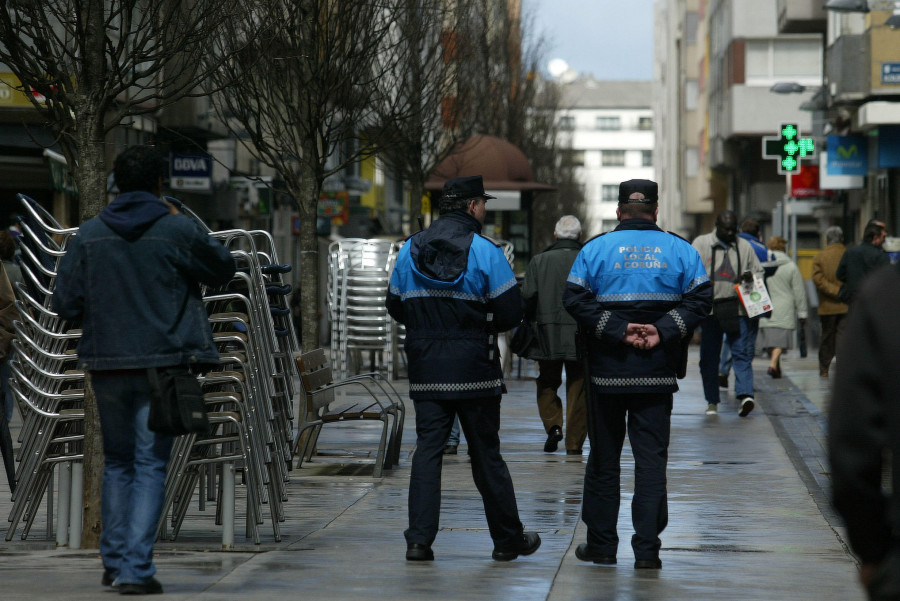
left=521, top=215, right=587, bottom=455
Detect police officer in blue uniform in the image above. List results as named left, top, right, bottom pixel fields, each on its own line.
left=563, top=179, right=711, bottom=570
left=387, top=175, right=541, bottom=563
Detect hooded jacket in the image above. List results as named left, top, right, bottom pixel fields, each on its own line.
left=386, top=210, right=522, bottom=401
left=52, top=191, right=236, bottom=370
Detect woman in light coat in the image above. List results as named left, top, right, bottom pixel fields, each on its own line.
left=758, top=237, right=808, bottom=378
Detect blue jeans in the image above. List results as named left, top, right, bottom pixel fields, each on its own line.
left=718, top=338, right=732, bottom=377
left=1, top=361, right=13, bottom=422
left=699, top=315, right=756, bottom=404
left=92, top=372, right=173, bottom=586
left=446, top=415, right=461, bottom=446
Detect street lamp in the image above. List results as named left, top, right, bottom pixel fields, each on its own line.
left=886, top=7, right=900, bottom=28
left=826, top=0, right=900, bottom=28
left=770, top=82, right=808, bottom=94
left=824, top=0, right=869, bottom=12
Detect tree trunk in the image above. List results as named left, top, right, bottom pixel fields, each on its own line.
left=409, top=179, right=425, bottom=231
left=295, top=160, right=321, bottom=353
left=72, top=119, right=109, bottom=549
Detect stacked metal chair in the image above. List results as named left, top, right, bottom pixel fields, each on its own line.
left=5, top=194, right=83, bottom=546
left=5, top=195, right=301, bottom=548
left=327, top=239, right=400, bottom=379
left=158, top=202, right=298, bottom=546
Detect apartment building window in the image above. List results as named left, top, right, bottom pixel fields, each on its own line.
left=685, top=12, right=698, bottom=44
left=601, top=150, right=626, bottom=167
left=601, top=184, right=618, bottom=202
left=601, top=220, right=619, bottom=233
left=641, top=150, right=653, bottom=167
left=596, top=116, right=621, bottom=131
left=685, top=147, right=699, bottom=178
left=637, top=117, right=653, bottom=131
left=559, top=116, right=575, bottom=130
left=746, top=38, right=821, bottom=83
left=562, top=149, right=585, bottom=167
left=685, top=80, right=698, bottom=110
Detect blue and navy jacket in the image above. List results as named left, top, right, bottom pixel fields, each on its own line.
left=386, top=210, right=522, bottom=401
left=563, top=219, right=712, bottom=394
left=738, top=232, right=778, bottom=278
left=52, top=191, right=236, bottom=371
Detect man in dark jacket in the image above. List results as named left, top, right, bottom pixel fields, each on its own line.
left=53, top=146, right=235, bottom=595
left=521, top=215, right=586, bottom=455
left=386, top=175, right=540, bottom=563
left=563, top=180, right=711, bottom=570
left=830, top=261, right=900, bottom=601
left=836, top=220, right=889, bottom=304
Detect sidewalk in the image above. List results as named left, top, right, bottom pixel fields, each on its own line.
left=0, top=348, right=865, bottom=600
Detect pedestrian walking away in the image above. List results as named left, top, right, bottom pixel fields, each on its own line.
left=521, top=214, right=587, bottom=456
left=386, top=174, right=540, bottom=563
left=836, top=220, right=889, bottom=305
left=52, top=145, right=236, bottom=595
left=757, top=237, right=807, bottom=379
left=563, top=179, right=711, bottom=570
left=691, top=210, right=763, bottom=417
left=717, top=217, right=776, bottom=388
left=0, top=229, right=22, bottom=424
left=811, top=226, right=848, bottom=378
left=830, top=259, right=900, bottom=601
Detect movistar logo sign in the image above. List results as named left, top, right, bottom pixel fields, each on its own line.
left=827, top=135, right=867, bottom=176
left=836, top=145, right=858, bottom=159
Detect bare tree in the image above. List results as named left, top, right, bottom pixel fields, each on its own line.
left=207, top=0, right=411, bottom=351
left=376, top=0, right=480, bottom=226
left=0, top=0, right=255, bottom=547
left=462, top=1, right=585, bottom=250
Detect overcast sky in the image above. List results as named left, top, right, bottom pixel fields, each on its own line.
left=524, top=0, right=656, bottom=81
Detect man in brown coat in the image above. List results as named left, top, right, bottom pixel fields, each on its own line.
left=811, top=226, right=848, bottom=378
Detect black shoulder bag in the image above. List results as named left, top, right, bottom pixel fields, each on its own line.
left=147, top=366, right=209, bottom=436
left=509, top=320, right=538, bottom=358
left=711, top=245, right=742, bottom=337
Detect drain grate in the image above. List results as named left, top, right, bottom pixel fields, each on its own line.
left=663, top=545, right=770, bottom=553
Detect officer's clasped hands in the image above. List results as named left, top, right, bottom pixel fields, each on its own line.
left=624, top=323, right=661, bottom=350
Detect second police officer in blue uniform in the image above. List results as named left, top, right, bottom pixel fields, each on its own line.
left=563, top=179, right=711, bottom=570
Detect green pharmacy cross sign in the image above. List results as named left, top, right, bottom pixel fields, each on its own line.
left=762, top=123, right=816, bottom=175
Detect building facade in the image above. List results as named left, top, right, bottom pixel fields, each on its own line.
left=655, top=0, right=900, bottom=247
left=557, top=78, right=655, bottom=236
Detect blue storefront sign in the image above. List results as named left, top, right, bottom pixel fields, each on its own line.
left=878, top=125, right=900, bottom=169
left=827, top=135, right=867, bottom=176
left=883, top=62, right=900, bottom=85
left=170, top=152, right=212, bottom=191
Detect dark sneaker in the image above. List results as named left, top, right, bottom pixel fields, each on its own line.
left=492, top=532, right=541, bottom=561
left=101, top=570, right=117, bottom=587
left=544, top=426, right=563, bottom=452
left=118, top=578, right=163, bottom=595
left=718, top=373, right=728, bottom=388
left=574, top=543, right=616, bottom=565
left=739, top=397, right=755, bottom=417
left=443, top=445, right=458, bottom=455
